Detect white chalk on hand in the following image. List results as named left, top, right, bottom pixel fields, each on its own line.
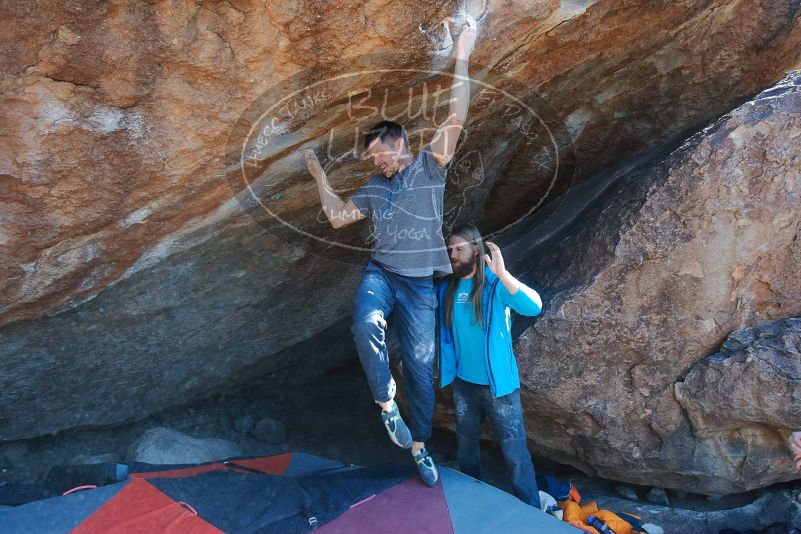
left=464, top=14, right=477, bottom=29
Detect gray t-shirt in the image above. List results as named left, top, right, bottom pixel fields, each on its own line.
left=350, top=145, right=453, bottom=278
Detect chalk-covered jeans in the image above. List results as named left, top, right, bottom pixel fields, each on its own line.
left=453, top=377, right=541, bottom=508
left=351, top=261, right=436, bottom=443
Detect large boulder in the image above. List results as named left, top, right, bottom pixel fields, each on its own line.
left=1, top=0, right=800, bottom=444
left=489, top=71, right=801, bottom=493
left=127, top=427, right=241, bottom=464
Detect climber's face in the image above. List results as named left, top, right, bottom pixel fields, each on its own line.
left=367, top=136, right=406, bottom=178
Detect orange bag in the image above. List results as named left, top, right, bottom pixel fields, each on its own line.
left=559, top=501, right=600, bottom=534
left=594, top=510, right=635, bottom=534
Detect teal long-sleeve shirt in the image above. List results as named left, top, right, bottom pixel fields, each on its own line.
left=438, top=267, right=543, bottom=397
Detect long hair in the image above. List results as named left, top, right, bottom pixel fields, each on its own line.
left=444, top=224, right=486, bottom=329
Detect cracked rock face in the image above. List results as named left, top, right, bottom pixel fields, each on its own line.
left=488, top=71, right=801, bottom=494
left=676, top=318, right=801, bottom=432
left=674, top=318, right=801, bottom=480
left=0, top=0, right=800, bottom=489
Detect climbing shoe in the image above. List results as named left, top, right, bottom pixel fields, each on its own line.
left=412, top=447, right=439, bottom=487
left=381, top=400, right=413, bottom=449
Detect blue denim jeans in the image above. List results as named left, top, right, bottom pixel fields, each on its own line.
left=351, top=261, right=436, bottom=443
left=453, top=377, right=541, bottom=508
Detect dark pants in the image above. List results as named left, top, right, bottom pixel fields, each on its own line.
left=351, top=261, right=436, bottom=443
left=453, top=377, right=541, bottom=508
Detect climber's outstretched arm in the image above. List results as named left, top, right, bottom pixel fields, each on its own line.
left=430, top=20, right=478, bottom=167
left=305, top=149, right=366, bottom=229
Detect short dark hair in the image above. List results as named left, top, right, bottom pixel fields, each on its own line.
left=363, top=120, right=409, bottom=150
